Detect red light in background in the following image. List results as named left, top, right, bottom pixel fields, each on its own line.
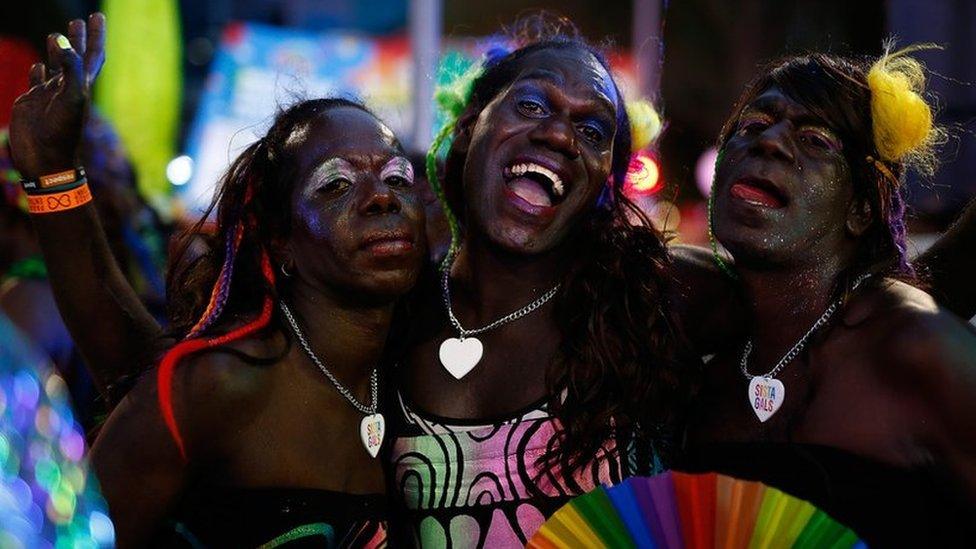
left=625, top=151, right=661, bottom=195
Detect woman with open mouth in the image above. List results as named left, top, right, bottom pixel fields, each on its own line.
left=12, top=12, right=976, bottom=549
left=678, top=49, right=976, bottom=545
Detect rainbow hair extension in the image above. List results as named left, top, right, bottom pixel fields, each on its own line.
left=886, top=190, right=912, bottom=275
left=157, top=167, right=270, bottom=458
left=185, top=180, right=258, bottom=338
left=157, top=248, right=276, bottom=459
left=186, top=219, right=247, bottom=338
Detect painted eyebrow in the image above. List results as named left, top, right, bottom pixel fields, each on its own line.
left=315, top=156, right=355, bottom=173
left=515, top=74, right=617, bottom=121
left=380, top=156, right=414, bottom=180
left=747, top=96, right=834, bottom=130
left=313, top=157, right=356, bottom=179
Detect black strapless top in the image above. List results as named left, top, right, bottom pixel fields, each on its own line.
left=676, top=442, right=975, bottom=547
left=158, top=486, right=388, bottom=548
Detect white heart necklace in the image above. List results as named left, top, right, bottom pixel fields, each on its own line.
left=280, top=302, right=384, bottom=458
left=439, top=252, right=560, bottom=380
left=741, top=274, right=870, bottom=423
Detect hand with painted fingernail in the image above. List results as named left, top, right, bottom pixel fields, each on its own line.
left=9, top=13, right=107, bottom=180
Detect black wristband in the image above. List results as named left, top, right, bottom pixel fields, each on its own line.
left=21, top=167, right=87, bottom=195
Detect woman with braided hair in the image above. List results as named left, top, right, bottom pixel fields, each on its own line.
left=10, top=16, right=427, bottom=546
left=680, top=48, right=976, bottom=544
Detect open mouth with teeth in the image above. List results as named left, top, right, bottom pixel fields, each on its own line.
left=503, top=162, right=566, bottom=208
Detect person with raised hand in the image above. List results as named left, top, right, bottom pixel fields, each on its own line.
left=11, top=13, right=976, bottom=548
left=8, top=13, right=164, bottom=399
left=12, top=15, right=428, bottom=547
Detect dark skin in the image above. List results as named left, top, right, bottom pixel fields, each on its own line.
left=8, top=14, right=164, bottom=395
left=2, top=114, right=152, bottom=412
left=402, top=48, right=750, bottom=419
left=91, top=107, right=426, bottom=546
left=403, top=48, right=622, bottom=417
left=683, top=87, right=976, bottom=503
left=10, top=19, right=976, bottom=426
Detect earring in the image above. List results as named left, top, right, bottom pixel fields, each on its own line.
left=280, top=264, right=292, bottom=278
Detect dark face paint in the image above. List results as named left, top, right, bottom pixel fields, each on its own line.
left=712, top=87, right=856, bottom=267
left=460, top=48, right=619, bottom=255
left=285, top=107, right=426, bottom=302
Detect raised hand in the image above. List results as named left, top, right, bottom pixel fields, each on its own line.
left=9, top=13, right=106, bottom=180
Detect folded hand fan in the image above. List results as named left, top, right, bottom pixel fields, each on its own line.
left=528, top=472, right=863, bottom=549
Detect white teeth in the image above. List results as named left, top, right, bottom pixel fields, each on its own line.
left=509, top=162, right=564, bottom=197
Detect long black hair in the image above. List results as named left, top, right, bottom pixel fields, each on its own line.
left=438, top=15, right=696, bottom=474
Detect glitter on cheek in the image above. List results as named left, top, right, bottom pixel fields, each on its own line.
left=299, top=158, right=358, bottom=238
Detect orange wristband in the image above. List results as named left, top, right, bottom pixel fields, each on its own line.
left=26, top=182, right=92, bottom=214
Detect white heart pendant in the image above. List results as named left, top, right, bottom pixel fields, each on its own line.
left=748, top=377, right=785, bottom=423
left=360, top=413, right=385, bottom=458
left=438, top=337, right=484, bottom=380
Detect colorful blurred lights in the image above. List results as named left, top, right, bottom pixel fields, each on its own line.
left=627, top=151, right=661, bottom=195
left=89, top=511, right=115, bottom=544
left=695, top=146, right=719, bottom=197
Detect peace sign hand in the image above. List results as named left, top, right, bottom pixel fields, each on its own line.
left=9, top=13, right=106, bottom=180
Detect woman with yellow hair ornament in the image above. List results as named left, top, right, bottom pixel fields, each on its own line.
left=679, top=44, right=976, bottom=546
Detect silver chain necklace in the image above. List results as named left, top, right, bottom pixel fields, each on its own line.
left=438, top=251, right=561, bottom=380
left=279, top=301, right=385, bottom=457
left=741, top=273, right=870, bottom=423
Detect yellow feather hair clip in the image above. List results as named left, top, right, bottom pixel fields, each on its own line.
left=625, top=99, right=663, bottom=152
left=867, top=42, right=943, bottom=175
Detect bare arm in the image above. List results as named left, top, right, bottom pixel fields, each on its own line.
left=8, top=14, right=166, bottom=397
left=90, top=374, right=188, bottom=547
left=887, top=305, right=976, bottom=504
left=914, top=198, right=976, bottom=320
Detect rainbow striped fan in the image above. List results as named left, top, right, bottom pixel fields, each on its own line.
left=528, top=472, right=864, bottom=549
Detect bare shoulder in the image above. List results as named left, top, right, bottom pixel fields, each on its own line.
left=174, top=338, right=277, bottom=405
left=668, top=244, right=745, bottom=352
left=173, top=336, right=281, bottom=422
left=866, top=280, right=972, bottom=361
left=670, top=244, right=726, bottom=280
left=846, top=279, right=976, bottom=403
left=113, top=334, right=284, bottom=459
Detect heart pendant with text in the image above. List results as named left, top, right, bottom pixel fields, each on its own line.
left=748, top=377, right=785, bottom=423
left=360, top=413, right=385, bottom=458
left=438, top=337, right=484, bottom=380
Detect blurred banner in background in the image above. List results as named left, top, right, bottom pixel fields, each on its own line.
left=179, top=23, right=412, bottom=212
left=177, top=22, right=643, bottom=215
